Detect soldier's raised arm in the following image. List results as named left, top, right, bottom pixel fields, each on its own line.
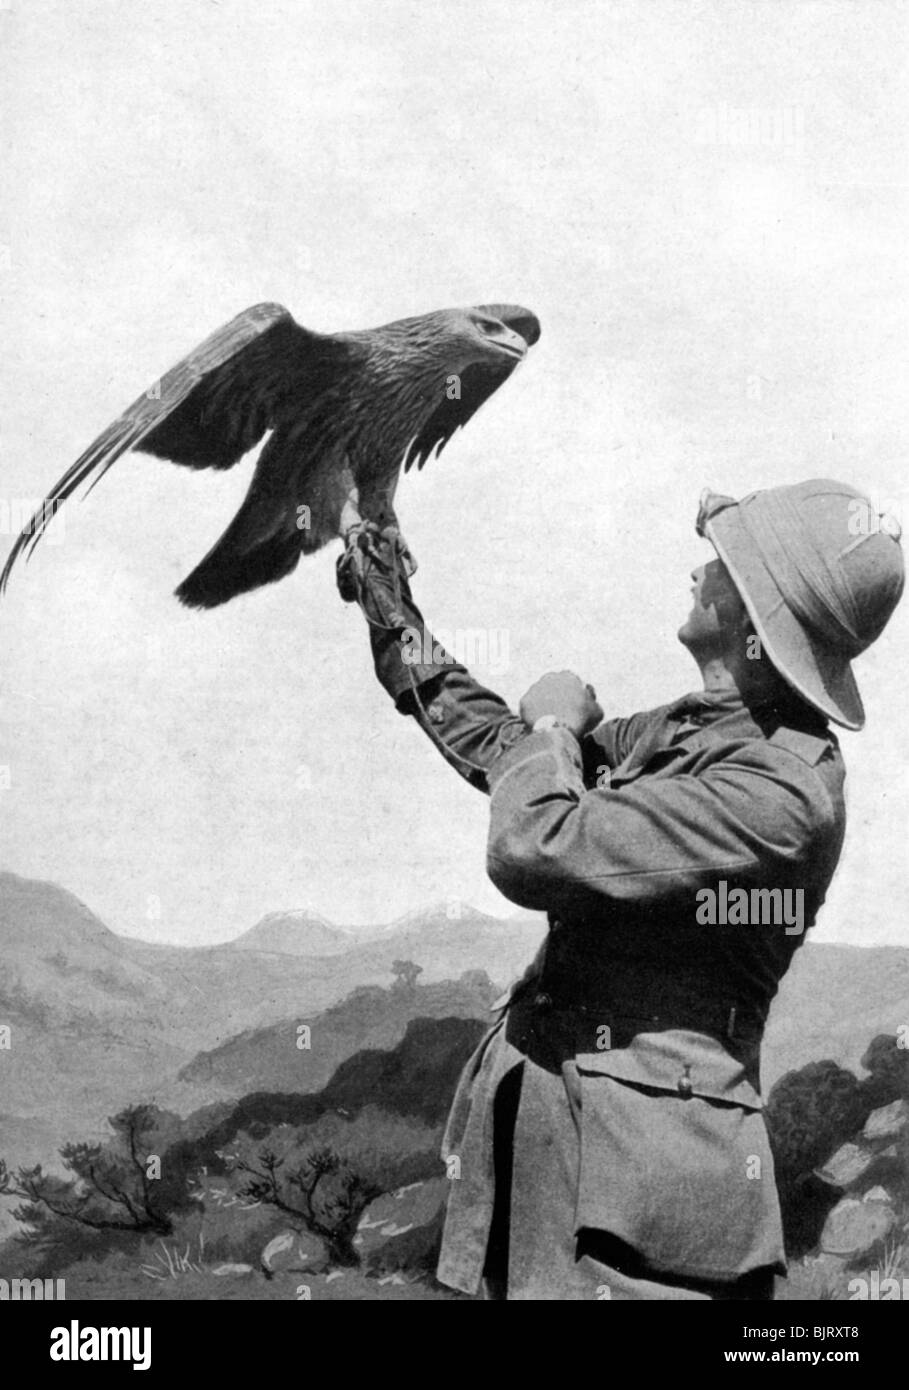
left=336, top=520, right=530, bottom=790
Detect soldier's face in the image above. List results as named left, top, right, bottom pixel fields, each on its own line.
left=678, top=559, right=748, bottom=656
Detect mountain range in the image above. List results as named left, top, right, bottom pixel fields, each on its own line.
left=0, top=873, right=542, bottom=1158
left=2, top=867, right=907, bottom=1184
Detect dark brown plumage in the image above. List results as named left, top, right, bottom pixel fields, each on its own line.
left=0, top=301, right=540, bottom=609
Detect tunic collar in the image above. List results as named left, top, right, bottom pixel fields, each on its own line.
left=669, top=688, right=744, bottom=723
left=669, top=685, right=828, bottom=733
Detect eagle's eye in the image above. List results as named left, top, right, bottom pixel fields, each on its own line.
left=476, top=318, right=501, bottom=335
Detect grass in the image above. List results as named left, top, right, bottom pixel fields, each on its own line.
left=61, top=1258, right=469, bottom=1300
left=139, top=1236, right=209, bottom=1282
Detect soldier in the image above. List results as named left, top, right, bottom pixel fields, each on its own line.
left=338, top=479, right=903, bottom=1300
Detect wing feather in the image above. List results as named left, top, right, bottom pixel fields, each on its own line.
left=0, top=304, right=344, bottom=592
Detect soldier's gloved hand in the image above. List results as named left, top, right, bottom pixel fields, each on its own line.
left=336, top=501, right=416, bottom=606
left=519, top=671, right=603, bottom=738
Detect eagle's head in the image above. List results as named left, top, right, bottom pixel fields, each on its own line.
left=454, top=303, right=541, bottom=370
left=381, top=303, right=541, bottom=377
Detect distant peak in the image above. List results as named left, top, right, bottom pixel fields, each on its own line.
left=229, top=908, right=354, bottom=957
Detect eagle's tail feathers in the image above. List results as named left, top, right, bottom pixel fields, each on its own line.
left=176, top=529, right=303, bottom=609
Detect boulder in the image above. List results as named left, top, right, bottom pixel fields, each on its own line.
left=861, top=1098, right=908, bottom=1145
left=820, top=1195, right=896, bottom=1259
left=357, top=1176, right=448, bottom=1272
left=356, top=1177, right=448, bottom=1251
left=814, top=1142, right=877, bottom=1188
left=260, top=1227, right=329, bottom=1277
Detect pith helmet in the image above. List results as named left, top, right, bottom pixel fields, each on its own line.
left=697, top=480, right=904, bottom=730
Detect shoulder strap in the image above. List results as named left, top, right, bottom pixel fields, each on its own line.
left=768, top=723, right=834, bottom=767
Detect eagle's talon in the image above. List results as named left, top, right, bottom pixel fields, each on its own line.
left=337, top=518, right=415, bottom=603
left=337, top=524, right=378, bottom=602
left=356, top=528, right=383, bottom=560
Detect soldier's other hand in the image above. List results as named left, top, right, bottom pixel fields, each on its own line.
left=519, top=671, right=603, bottom=738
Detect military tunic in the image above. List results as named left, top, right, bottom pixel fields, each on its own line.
left=358, top=544, right=846, bottom=1299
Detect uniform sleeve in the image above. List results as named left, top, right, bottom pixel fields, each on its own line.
left=486, top=725, right=836, bottom=911
left=355, top=534, right=529, bottom=792
left=580, top=707, right=669, bottom=783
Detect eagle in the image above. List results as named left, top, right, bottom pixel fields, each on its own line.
left=0, top=301, right=540, bottom=609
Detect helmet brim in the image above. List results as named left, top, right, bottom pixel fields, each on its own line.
left=704, top=502, right=865, bottom=731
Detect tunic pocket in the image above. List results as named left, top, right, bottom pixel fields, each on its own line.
left=573, top=1029, right=784, bottom=1280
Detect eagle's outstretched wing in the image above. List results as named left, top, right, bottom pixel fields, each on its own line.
left=0, top=303, right=346, bottom=593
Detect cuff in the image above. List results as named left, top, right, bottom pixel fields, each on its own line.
left=487, top=725, right=583, bottom=793
left=371, top=625, right=468, bottom=709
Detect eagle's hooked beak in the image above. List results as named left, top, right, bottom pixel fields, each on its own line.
left=491, top=325, right=528, bottom=360
left=475, top=317, right=528, bottom=360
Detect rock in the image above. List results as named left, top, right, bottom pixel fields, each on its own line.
left=820, top=1196, right=896, bottom=1259
left=356, top=1177, right=448, bottom=1256
left=210, top=1262, right=254, bottom=1277
left=861, top=1098, right=908, bottom=1145
left=260, top=1228, right=329, bottom=1277
left=357, top=1176, right=448, bottom=1274
left=814, top=1142, right=877, bottom=1188
left=261, top=1230, right=296, bottom=1270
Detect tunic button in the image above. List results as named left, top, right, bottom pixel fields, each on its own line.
left=534, top=991, right=553, bottom=1012
left=677, top=1067, right=694, bottom=1098
left=427, top=702, right=445, bottom=724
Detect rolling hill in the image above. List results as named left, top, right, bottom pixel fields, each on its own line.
left=175, top=972, right=499, bottom=1103
left=0, top=872, right=543, bottom=1161
left=3, top=866, right=908, bottom=1186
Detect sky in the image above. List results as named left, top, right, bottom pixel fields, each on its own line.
left=1, top=0, right=907, bottom=945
